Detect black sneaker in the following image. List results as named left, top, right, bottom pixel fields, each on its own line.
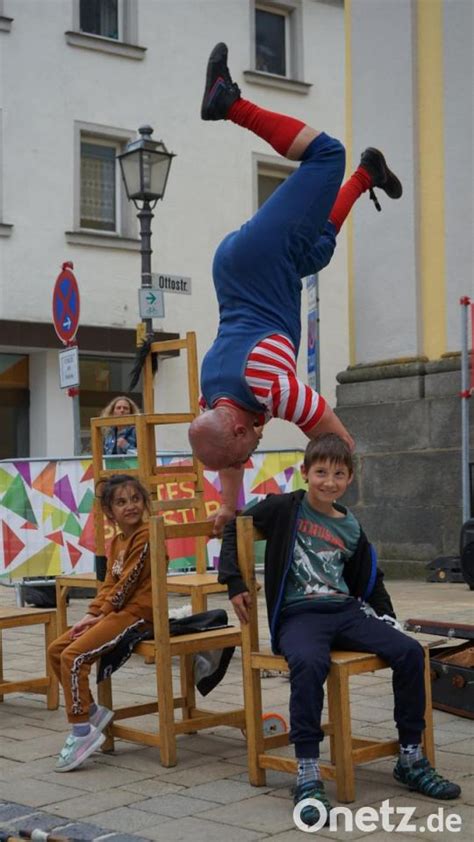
left=394, top=758, right=462, bottom=800
left=360, top=147, right=403, bottom=201
left=201, top=42, right=241, bottom=121
left=293, top=779, right=331, bottom=828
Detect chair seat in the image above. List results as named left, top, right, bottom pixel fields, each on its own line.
left=135, top=625, right=241, bottom=658
left=166, top=573, right=227, bottom=593
left=251, top=648, right=386, bottom=673
left=0, top=606, right=57, bottom=628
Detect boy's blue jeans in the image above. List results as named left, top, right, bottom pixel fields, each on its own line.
left=277, top=600, right=426, bottom=758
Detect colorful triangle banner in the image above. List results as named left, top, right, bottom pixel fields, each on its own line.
left=1, top=475, right=37, bottom=525
left=1, top=521, right=26, bottom=567
left=66, top=541, right=82, bottom=568
left=32, top=462, right=56, bottom=497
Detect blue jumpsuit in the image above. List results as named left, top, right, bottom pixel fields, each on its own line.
left=201, top=132, right=345, bottom=410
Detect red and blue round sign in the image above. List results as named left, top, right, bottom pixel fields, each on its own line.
left=52, top=262, right=80, bottom=344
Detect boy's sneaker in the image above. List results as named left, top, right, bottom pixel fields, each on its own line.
left=360, top=148, right=403, bottom=198
left=89, top=704, right=114, bottom=733
left=394, top=758, right=461, bottom=800
left=201, top=42, right=241, bottom=120
left=55, top=725, right=105, bottom=772
left=293, top=779, right=331, bottom=827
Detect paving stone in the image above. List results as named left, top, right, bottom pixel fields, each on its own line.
left=4, top=811, right=65, bottom=834
left=35, top=763, right=155, bottom=793
left=94, top=832, right=148, bottom=842
left=94, top=745, right=200, bottom=775
left=230, top=769, right=292, bottom=790
left=139, top=816, right=265, bottom=841
left=51, top=820, right=115, bottom=840
left=151, top=760, right=245, bottom=788
left=44, top=788, right=147, bottom=820
left=135, top=793, right=219, bottom=818
left=0, top=779, right=85, bottom=808
left=175, top=733, right=246, bottom=758
left=118, top=780, right=185, bottom=798
left=0, top=725, right=59, bottom=741
left=0, top=802, right=35, bottom=821
left=86, top=806, right=170, bottom=833
left=198, top=793, right=296, bottom=833
left=183, top=778, right=265, bottom=804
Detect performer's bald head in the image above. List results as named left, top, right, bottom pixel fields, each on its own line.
left=188, top=406, right=260, bottom=470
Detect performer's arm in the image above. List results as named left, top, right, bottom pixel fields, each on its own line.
left=213, top=466, right=245, bottom=536
left=270, top=372, right=354, bottom=450
left=306, top=403, right=354, bottom=450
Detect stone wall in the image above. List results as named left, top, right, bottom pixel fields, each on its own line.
left=335, top=356, right=472, bottom=579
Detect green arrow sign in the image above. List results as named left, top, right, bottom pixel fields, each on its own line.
left=146, top=292, right=157, bottom=304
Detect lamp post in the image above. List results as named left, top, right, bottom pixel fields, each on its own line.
left=117, top=125, right=175, bottom=336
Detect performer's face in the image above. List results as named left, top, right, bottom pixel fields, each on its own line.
left=229, top=423, right=263, bottom=468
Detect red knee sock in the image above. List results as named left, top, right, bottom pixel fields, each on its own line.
left=329, top=166, right=373, bottom=232
left=227, top=98, right=305, bottom=157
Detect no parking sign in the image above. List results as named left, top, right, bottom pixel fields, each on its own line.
left=52, top=262, right=80, bottom=344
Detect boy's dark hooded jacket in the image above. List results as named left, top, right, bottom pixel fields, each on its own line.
left=219, top=490, right=395, bottom=652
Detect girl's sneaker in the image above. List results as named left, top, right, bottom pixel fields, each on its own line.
left=394, top=758, right=461, bottom=800
left=89, top=704, right=114, bottom=733
left=55, top=725, right=105, bottom=772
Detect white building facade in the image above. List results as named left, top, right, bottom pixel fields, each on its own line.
left=0, top=0, right=347, bottom=459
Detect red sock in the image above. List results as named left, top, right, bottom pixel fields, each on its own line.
left=227, top=98, right=305, bottom=157
left=329, top=166, right=373, bottom=232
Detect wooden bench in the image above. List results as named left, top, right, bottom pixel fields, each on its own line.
left=0, top=606, right=59, bottom=709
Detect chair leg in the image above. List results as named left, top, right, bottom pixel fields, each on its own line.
left=180, top=654, right=196, bottom=723
left=98, top=674, right=115, bottom=752
left=155, top=645, right=177, bottom=767
left=327, top=664, right=355, bottom=803
left=422, top=647, right=435, bottom=766
left=45, top=616, right=59, bottom=710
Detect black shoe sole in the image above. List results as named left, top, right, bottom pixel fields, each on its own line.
left=361, top=147, right=403, bottom=199
left=201, top=42, right=229, bottom=120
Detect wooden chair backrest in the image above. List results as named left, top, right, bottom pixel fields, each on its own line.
left=149, top=516, right=217, bottom=648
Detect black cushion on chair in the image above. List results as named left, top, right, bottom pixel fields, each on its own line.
left=96, top=608, right=235, bottom=694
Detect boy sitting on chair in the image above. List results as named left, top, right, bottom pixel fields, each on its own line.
left=219, top=434, right=461, bottom=827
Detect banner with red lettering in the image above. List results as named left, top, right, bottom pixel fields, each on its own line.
left=0, top=451, right=305, bottom=577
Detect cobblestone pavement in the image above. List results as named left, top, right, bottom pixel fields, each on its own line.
left=0, top=581, right=472, bottom=840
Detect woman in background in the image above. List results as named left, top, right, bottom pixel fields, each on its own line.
left=101, top=395, right=140, bottom=455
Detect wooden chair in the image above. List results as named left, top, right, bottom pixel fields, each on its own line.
left=97, top=517, right=245, bottom=766
left=0, top=606, right=59, bottom=709
left=236, top=516, right=435, bottom=803
left=89, top=331, right=226, bottom=609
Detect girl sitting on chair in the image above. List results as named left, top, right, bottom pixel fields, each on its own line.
left=48, top=474, right=152, bottom=772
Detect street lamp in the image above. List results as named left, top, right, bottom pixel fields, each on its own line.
left=117, top=125, right=175, bottom=336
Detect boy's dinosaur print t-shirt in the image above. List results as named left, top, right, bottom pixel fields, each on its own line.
left=282, top=494, right=361, bottom=610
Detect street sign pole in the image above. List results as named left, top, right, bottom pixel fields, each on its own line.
left=52, top=262, right=81, bottom=456
left=71, top=386, right=81, bottom=457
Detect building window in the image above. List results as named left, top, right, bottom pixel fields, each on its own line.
left=255, top=4, right=289, bottom=76
left=79, top=0, right=119, bottom=39
left=247, top=1, right=310, bottom=91
left=257, top=160, right=294, bottom=209
left=69, top=122, right=138, bottom=245
left=66, top=0, right=145, bottom=60
left=80, top=139, right=118, bottom=231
